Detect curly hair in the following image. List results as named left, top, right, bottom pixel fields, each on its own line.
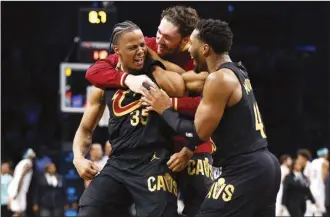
left=195, top=19, right=233, bottom=54
left=161, top=6, right=200, bottom=38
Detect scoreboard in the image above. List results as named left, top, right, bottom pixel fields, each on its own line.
left=77, top=8, right=117, bottom=63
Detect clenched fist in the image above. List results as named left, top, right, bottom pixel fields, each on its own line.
left=73, top=157, right=100, bottom=180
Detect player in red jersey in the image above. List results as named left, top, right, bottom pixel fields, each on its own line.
left=85, top=6, right=214, bottom=217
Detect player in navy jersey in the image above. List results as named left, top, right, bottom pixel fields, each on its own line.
left=72, top=21, right=192, bottom=217
left=141, top=19, right=281, bottom=217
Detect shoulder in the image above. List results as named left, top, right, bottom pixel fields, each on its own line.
left=204, top=68, right=239, bottom=96
left=145, top=37, right=157, bottom=51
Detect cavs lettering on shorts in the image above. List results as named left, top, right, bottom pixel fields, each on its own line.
left=206, top=178, right=235, bottom=202
left=187, top=157, right=213, bottom=179
left=147, top=173, right=178, bottom=196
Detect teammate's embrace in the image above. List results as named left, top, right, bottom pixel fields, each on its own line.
left=141, top=19, right=281, bottom=217
left=72, top=21, right=191, bottom=217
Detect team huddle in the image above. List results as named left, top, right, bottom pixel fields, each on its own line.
left=73, top=6, right=281, bottom=217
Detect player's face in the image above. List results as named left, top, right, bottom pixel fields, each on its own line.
left=156, top=18, right=185, bottom=57
left=115, top=29, right=147, bottom=71
left=188, top=29, right=208, bottom=73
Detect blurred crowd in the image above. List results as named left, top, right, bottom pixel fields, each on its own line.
left=1, top=141, right=111, bottom=217
left=2, top=145, right=329, bottom=217
left=276, top=148, right=329, bottom=217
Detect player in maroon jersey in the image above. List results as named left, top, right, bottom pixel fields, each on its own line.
left=85, top=6, right=214, bottom=217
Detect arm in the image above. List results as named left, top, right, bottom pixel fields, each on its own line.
left=153, top=67, right=185, bottom=97
left=147, top=47, right=185, bottom=74
left=323, top=161, right=329, bottom=183
left=161, top=70, right=235, bottom=150
left=73, top=86, right=105, bottom=159
left=171, top=96, right=201, bottom=116
left=182, top=71, right=208, bottom=94
left=73, top=86, right=106, bottom=180
left=85, top=56, right=129, bottom=89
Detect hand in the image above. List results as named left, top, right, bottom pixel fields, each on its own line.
left=140, top=84, right=172, bottom=114
left=33, top=204, right=39, bottom=213
left=73, top=157, right=100, bottom=180
left=125, top=74, right=156, bottom=94
left=64, top=204, right=69, bottom=210
left=167, top=147, right=193, bottom=172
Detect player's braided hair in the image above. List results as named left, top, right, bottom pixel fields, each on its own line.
left=195, top=19, right=233, bottom=54
left=161, top=6, right=200, bottom=38
left=109, top=20, right=140, bottom=53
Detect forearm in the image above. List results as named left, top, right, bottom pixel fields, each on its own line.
left=161, top=108, right=206, bottom=151
left=171, top=96, right=201, bottom=116
left=85, top=60, right=128, bottom=89
left=73, top=128, right=92, bottom=160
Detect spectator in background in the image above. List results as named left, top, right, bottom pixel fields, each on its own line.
left=84, top=143, right=107, bottom=188
left=33, top=163, right=68, bottom=217
left=296, top=149, right=314, bottom=216
left=276, top=154, right=292, bottom=216
left=309, top=147, right=329, bottom=216
left=325, top=171, right=329, bottom=216
left=8, top=148, right=36, bottom=217
left=1, top=162, right=13, bottom=217
left=282, top=159, right=315, bottom=217
left=35, top=145, right=52, bottom=174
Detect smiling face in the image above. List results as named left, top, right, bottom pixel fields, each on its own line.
left=156, top=18, right=186, bottom=57
left=188, top=29, right=209, bottom=73
left=113, top=29, right=147, bottom=71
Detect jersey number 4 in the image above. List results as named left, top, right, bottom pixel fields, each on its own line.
left=253, top=103, right=267, bottom=139
left=130, top=108, right=148, bottom=126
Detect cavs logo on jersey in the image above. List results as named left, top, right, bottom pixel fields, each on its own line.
left=112, top=89, right=141, bottom=116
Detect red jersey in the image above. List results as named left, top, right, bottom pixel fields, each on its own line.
left=85, top=37, right=212, bottom=154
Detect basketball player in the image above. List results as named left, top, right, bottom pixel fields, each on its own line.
left=276, top=154, right=292, bottom=216
left=141, top=19, right=281, bottom=217
left=7, top=149, right=36, bottom=217
left=85, top=7, right=214, bottom=216
left=73, top=21, right=191, bottom=217
left=84, top=143, right=107, bottom=188
left=309, top=148, right=329, bottom=216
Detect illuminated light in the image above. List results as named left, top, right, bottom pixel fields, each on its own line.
left=88, top=10, right=106, bottom=24
left=65, top=68, right=72, bottom=76
left=99, top=50, right=108, bottom=59
left=93, top=51, right=99, bottom=60
left=89, top=11, right=100, bottom=24
left=98, top=11, right=107, bottom=23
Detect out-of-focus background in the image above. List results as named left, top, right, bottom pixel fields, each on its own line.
left=1, top=1, right=329, bottom=217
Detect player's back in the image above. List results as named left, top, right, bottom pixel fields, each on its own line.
left=211, top=62, right=268, bottom=167
left=104, top=58, right=175, bottom=169
left=310, top=158, right=326, bottom=189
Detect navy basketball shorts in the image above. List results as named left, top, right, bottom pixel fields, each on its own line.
left=196, top=149, right=281, bottom=217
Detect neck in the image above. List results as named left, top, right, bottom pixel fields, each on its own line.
left=206, top=53, right=231, bottom=73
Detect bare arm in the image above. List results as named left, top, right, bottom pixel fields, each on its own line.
left=147, top=47, right=185, bottom=74
left=194, top=70, right=235, bottom=140
left=322, top=160, right=329, bottom=183
left=153, top=67, right=185, bottom=97
left=181, top=71, right=208, bottom=94
left=73, top=87, right=106, bottom=160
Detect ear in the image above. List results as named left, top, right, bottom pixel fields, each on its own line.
left=202, top=44, right=210, bottom=56
left=180, top=36, right=190, bottom=52
left=113, top=45, right=119, bottom=55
